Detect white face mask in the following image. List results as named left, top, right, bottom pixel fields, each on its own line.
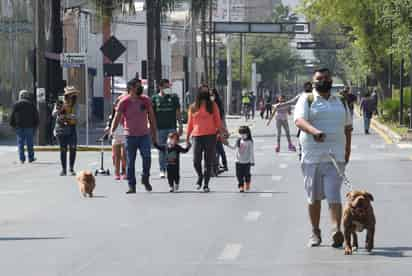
left=167, top=138, right=176, bottom=147
left=210, top=96, right=216, bottom=102
left=163, top=88, right=172, bottom=94
left=240, top=134, right=248, bottom=140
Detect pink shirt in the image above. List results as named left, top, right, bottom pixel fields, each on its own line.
left=117, top=95, right=152, bottom=136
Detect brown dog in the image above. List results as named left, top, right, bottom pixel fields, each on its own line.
left=343, top=190, right=376, bottom=255
left=76, top=171, right=96, bottom=198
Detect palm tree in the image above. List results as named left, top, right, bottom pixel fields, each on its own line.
left=190, top=0, right=215, bottom=86
left=93, top=0, right=179, bottom=95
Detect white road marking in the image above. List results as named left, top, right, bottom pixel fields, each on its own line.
left=376, top=181, right=411, bottom=186
left=0, top=190, right=31, bottom=195
left=244, top=211, right=261, bottom=222
left=279, top=163, right=288, bottom=169
left=271, top=175, right=283, bottom=181
left=371, top=144, right=386, bottom=149
left=397, top=143, right=412, bottom=149
left=351, top=145, right=358, bottom=150
left=218, top=243, right=243, bottom=260
left=89, top=162, right=98, bottom=167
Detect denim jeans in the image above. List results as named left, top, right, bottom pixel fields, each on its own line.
left=193, top=135, right=217, bottom=187
left=126, top=135, right=152, bottom=188
left=364, top=112, right=372, bottom=132
left=157, top=128, right=175, bottom=172
left=57, top=126, right=77, bottom=172
left=16, top=128, right=35, bottom=162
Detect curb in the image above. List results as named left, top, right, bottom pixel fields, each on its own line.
left=354, top=107, right=395, bottom=144
left=370, top=118, right=399, bottom=144
left=34, top=146, right=112, bottom=152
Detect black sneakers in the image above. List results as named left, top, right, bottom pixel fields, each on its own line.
left=126, top=188, right=136, bottom=194
left=141, top=176, right=152, bottom=192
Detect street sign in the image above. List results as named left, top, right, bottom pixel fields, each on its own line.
left=214, top=22, right=310, bottom=34
left=61, top=53, right=86, bottom=68
left=100, top=36, right=126, bottom=63
left=104, top=63, right=123, bottom=77
left=296, top=41, right=345, bottom=50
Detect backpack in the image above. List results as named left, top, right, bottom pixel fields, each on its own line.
left=296, top=93, right=349, bottom=138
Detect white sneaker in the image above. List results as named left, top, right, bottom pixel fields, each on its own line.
left=160, top=171, right=166, bottom=179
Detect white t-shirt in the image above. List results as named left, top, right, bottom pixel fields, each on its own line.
left=294, top=90, right=352, bottom=164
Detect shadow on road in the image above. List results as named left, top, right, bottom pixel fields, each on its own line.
left=372, top=247, right=412, bottom=258
left=133, top=191, right=288, bottom=195
left=0, top=236, right=65, bottom=241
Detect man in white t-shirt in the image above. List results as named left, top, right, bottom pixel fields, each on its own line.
left=294, top=68, right=353, bottom=248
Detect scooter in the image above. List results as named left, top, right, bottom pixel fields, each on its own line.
left=95, top=135, right=110, bottom=176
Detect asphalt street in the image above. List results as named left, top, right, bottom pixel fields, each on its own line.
left=1, top=116, right=412, bottom=275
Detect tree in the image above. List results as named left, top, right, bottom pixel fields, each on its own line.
left=94, top=0, right=180, bottom=95
left=301, top=0, right=393, bottom=97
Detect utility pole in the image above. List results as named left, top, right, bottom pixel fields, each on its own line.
left=389, top=20, right=393, bottom=98
left=146, top=0, right=156, bottom=96
left=226, top=0, right=232, bottom=114
left=34, top=0, right=47, bottom=145
left=239, top=34, right=243, bottom=94
left=400, top=58, right=404, bottom=126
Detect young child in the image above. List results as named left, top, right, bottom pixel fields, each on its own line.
left=225, top=126, right=255, bottom=192
left=267, top=95, right=296, bottom=153
left=154, top=132, right=191, bottom=192
left=105, top=96, right=127, bottom=180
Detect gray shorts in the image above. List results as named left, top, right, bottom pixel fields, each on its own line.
left=301, top=162, right=345, bottom=204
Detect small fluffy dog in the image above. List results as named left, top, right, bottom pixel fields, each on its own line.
left=343, top=190, right=376, bottom=255
left=76, top=171, right=96, bottom=198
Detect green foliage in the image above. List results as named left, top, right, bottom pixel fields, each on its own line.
left=301, top=0, right=393, bottom=95
left=379, top=87, right=412, bottom=123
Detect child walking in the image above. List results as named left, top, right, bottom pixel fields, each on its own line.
left=225, top=126, right=255, bottom=192
left=105, top=96, right=127, bottom=180
left=267, top=95, right=296, bottom=153
left=154, top=132, right=191, bottom=192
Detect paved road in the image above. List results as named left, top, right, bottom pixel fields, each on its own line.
left=1, top=116, right=412, bottom=275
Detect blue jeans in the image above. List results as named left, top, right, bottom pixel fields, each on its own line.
left=16, top=128, right=35, bottom=162
left=126, top=135, right=152, bottom=188
left=364, top=112, right=372, bottom=132
left=157, top=128, right=175, bottom=171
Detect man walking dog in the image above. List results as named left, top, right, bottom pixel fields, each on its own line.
left=294, top=68, right=353, bottom=248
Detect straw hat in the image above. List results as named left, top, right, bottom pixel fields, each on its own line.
left=64, top=86, right=80, bottom=96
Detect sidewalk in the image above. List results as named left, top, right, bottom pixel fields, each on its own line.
left=0, top=117, right=248, bottom=151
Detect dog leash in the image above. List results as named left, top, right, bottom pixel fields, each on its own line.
left=327, top=151, right=354, bottom=191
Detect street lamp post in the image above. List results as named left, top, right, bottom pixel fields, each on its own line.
left=400, top=58, right=404, bottom=126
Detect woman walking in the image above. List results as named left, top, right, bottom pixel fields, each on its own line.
left=186, top=85, right=223, bottom=192
left=53, top=86, right=79, bottom=176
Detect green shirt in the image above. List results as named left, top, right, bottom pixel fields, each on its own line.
left=151, top=93, right=180, bottom=130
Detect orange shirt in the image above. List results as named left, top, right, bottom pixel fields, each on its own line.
left=187, top=102, right=222, bottom=137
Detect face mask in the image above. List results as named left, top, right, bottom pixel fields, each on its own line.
left=136, top=86, right=143, bottom=96
left=210, top=96, right=216, bottom=102
left=314, top=80, right=332, bottom=93
left=199, top=92, right=209, bottom=101
left=167, top=138, right=176, bottom=147
left=163, top=88, right=171, bottom=94
left=240, top=134, right=248, bottom=140
left=304, top=86, right=312, bottom=93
